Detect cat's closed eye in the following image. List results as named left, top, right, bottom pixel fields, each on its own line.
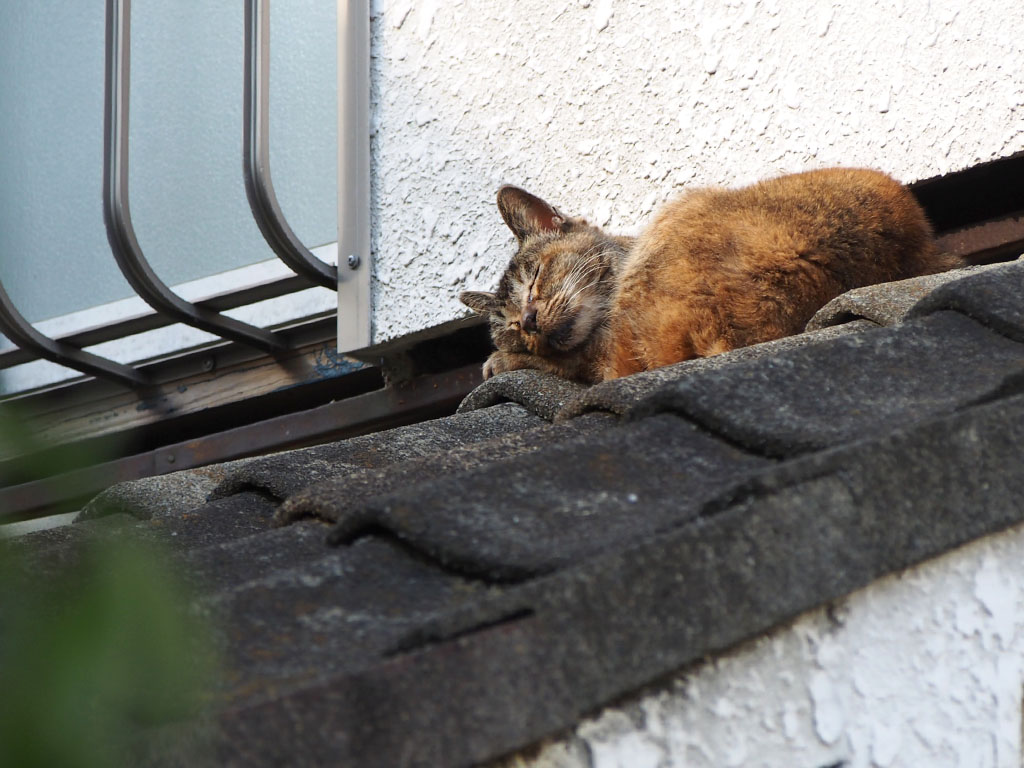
left=526, top=266, right=541, bottom=302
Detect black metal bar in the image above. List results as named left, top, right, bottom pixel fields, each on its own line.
left=0, top=281, right=146, bottom=387
left=103, top=0, right=288, bottom=354
left=0, top=272, right=310, bottom=372
left=243, top=0, right=338, bottom=289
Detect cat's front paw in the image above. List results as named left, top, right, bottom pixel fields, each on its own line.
left=482, top=351, right=532, bottom=380
left=482, top=352, right=509, bottom=380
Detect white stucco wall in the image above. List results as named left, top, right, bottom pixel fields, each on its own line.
left=492, top=520, right=1024, bottom=768
left=368, top=0, right=1024, bottom=343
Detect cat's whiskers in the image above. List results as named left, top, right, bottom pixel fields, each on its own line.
left=574, top=242, right=604, bottom=262
left=561, top=255, right=613, bottom=307
left=560, top=253, right=607, bottom=298
left=559, top=244, right=605, bottom=285
left=544, top=273, right=615, bottom=349
left=563, top=279, right=613, bottom=315
left=558, top=262, right=596, bottom=300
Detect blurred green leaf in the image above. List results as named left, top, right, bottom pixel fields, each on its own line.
left=0, top=538, right=216, bottom=768
left=0, top=375, right=216, bottom=767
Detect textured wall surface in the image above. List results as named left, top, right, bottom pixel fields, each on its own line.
left=492, top=520, right=1024, bottom=768
left=368, top=0, right=1024, bottom=343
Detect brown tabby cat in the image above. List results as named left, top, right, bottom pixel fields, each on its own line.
left=460, top=168, right=963, bottom=384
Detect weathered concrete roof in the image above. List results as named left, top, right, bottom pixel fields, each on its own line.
left=8, top=257, right=1024, bottom=767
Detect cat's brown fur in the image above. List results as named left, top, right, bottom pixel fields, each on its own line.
left=461, top=168, right=963, bottom=384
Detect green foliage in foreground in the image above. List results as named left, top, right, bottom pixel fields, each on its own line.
left=0, top=539, right=216, bottom=768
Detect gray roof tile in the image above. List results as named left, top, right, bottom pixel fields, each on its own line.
left=630, top=311, right=1024, bottom=456
left=206, top=402, right=545, bottom=502
left=456, top=368, right=587, bottom=421
left=201, top=391, right=1024, bottom=768
left=557, top=320, right=875, bottom=421
left=16, top=260, right=1024, bottom=767
left=196, top=533, right=493, bottom=709
left=278, top=410, right=615, bottom=526
left=909, top=257, right=1024, bottom=342
left=806, top=257, right=1020, bottom=330
left=80, top=461, right=253, bottom=521
left=324, top=414, right=769, bottom=581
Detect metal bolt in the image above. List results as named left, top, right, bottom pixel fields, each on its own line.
left=347, top=253, right=361, bottom=270
left=166, top=453, right=176, bottom=464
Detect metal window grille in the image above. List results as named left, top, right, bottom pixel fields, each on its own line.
left=0, top=0, right=369, bottom=391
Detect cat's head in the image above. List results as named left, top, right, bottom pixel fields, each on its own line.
left=460, top=186, right=623, bottom=357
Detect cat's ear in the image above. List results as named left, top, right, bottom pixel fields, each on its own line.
left=497, top=186, right=570, bottom=244
left=459, top=290, right=501, bottom=315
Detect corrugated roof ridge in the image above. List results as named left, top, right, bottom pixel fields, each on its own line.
left=455, top=369, right=587, bottom=421
left=278, top=411, right=613, bottom=527
left=624, top=311, right=1024, bottom=458
left=807, top=258, right=1020, bottom=331
left=908, top=257, right=1024, bottom=343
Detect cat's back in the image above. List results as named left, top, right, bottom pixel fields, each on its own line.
left=624, top=167, right=945, bottom=284
left=747, top=166, right=912, bottom=212
left=698, top=167, right=915, bottom=219
left=605, top=167, right=957, bottom=378
left=744, top=167, right=931, bottom=252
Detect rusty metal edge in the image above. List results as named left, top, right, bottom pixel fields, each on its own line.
left=935, top=213, right=1024, bottom=263
left=0, top=365, right=482, bottom=523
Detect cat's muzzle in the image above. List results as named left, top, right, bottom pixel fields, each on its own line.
left=548, top=318, right=576, bottom=350
left=522, top=307, right=539, bottom=333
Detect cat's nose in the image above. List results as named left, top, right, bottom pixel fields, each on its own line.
left=522, top=307, right=538, bottom=333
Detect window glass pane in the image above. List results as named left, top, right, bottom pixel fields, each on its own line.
left=270, top=0, right=337, bottom=250
left=0, top=3, right=134, bottom=323
left=0, top=1, right=336, bottom=325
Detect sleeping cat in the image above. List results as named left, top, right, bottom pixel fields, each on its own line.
left=460, top=168, right=963, bottom=384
